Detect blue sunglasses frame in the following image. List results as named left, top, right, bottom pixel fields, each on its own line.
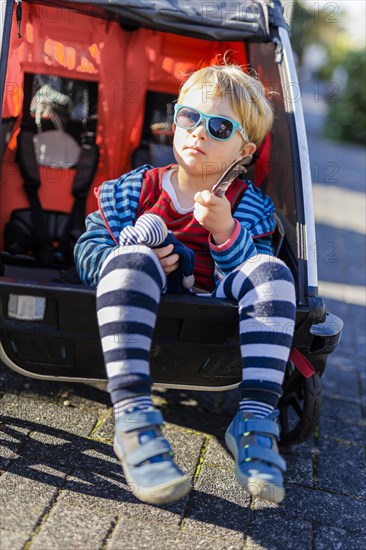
left=174, top=104, right=249, bottom=143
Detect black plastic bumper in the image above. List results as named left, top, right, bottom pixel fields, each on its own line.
left=0, top=277, right=343, bottom=387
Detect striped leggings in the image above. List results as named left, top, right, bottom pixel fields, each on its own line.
left=96, top=246, right=296, bottom=411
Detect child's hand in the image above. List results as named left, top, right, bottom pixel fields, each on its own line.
left=153, top=244, right=179, bottom=274
left=194, top=190, right=235, bottom=244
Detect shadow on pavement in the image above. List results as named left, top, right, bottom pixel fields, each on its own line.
left=0, top=361, right=110, bottom=406
left=0, top=414, right=255, bottom=530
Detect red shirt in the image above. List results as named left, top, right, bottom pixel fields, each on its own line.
left=136, top=166, right=248, bottom=291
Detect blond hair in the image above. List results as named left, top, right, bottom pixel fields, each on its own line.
left=177, top=63, right=274, bottom=146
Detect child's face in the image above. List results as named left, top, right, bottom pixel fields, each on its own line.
left=173, top=86, right=256, bottom=182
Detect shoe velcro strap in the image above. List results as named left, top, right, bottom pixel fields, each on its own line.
left=118, top=410, right=164, bottom=433
left=244, top=418, right=280, bottom=438
left=239, top=445, right=287, bottom=472
left=126, top=437, right=172, bottom=466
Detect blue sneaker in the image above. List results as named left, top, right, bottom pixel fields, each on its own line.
left=225, top=410, right=286, bottom=503
left=114, top=406, right=191, bottom=504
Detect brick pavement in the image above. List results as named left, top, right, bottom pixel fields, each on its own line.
left=1, top=102, right=365, bottom=549
left=1, top=326, right=365, bottom=550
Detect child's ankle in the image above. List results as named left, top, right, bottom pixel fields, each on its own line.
left=239, top=399, right=274, bottom=418
left=113, top=395, right=153, bottom=421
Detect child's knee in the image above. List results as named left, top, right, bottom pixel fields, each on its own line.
left=99, top=245, right=164, bottom=283
left=239, top=254, right=294, bottom=285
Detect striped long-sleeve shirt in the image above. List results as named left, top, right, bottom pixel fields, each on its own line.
left=74, top=164, right=276, bottom=290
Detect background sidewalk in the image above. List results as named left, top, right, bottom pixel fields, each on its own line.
left=1, top=95, right=365, bottom=549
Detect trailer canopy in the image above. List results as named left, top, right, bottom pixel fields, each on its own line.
left=25, top=0, right=288, bottom=42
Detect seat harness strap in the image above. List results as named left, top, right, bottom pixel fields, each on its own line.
left=16, top=129, right=54, bottom=262
left=16, top=129, right=99, bottom=264
left=58, top=142, right=99, bottom=261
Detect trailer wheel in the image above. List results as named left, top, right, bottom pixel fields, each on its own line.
left=279, top=360, right=321, bottom=446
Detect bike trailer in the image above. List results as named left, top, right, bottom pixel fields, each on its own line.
left=0, top=1, right=343, bottom=443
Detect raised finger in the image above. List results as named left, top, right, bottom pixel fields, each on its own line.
left=194, top=190, right=219, bottom=206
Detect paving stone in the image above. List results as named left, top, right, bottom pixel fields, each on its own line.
left=58, top=468, right=136, bottom=509
left=91, top=412, right=115, bottom=441
left=194, top=453, right=247, bottom=505
left=152, top=387, right=239, bottom=438
left=107, top=518, right=243, bottom=550
left=334, top=331, right=356, bottom=357
left=107, top=518, right=180, bottom=550
left=349, top=304, right=366, bottom=338
left=321, top=365, right=360, bottom=401
left=360, top=370, right=366, bottom=410
left=319, top=413, right=366, bottom=445
left=0, top=395, right=115, bottom=474
left=316, top=438, right=366, bottom=497
left=0, top=457, right=11, bottom=472
left=177, top=532, right=244, bottom=550
left=154, top=388, right=223, bottom=413
left=57, top=420, right=205, bottom=522
left=163, top=424, right=206, bottom=478
left=0, top=416, right=30, bottom=468
left=200, top=435, right=233, bottom=468
left=184, top=465, right=251, bottom=537
left=59, top=468, right=189, bottom=524
left=183, top=513, right=245, bottom=546
left=163, top=404, right=229, bottom=439
left=281, top=437, right=314, bottom=487
left=24, top=431, right=121, bottom=473
left=315, top=525, right=366, bottom=549
left=30, top=502, right=115, bottom=550
left=321, top=397, right=362, bottom=423
left=326, top=352, right=361, bottom=371
left=0, top=529, right=30, bottom=550
left=58, top=380, right=110, bottom=411
left=354, top=332, right=366, bottom=356
left=246, top=512, right=312, bottom=550
left=16, top=412, right=120, bottom=475
left=325, top=356, right=359, bottom=374
left=0, top=459, right=67, bottom=532
left=254, top=485, right=366, bottom=533
left=0, top=362, right=65, bottom=401
left=0, top=394, right=98, bottom=437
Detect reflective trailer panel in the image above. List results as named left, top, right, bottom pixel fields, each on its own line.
left=8, top=294, right=46, bottom=320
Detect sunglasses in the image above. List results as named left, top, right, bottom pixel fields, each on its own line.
left=174, top=104, right=248, bottom=142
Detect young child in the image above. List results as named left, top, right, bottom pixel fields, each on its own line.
left=74, top=63, right=296, bottom=505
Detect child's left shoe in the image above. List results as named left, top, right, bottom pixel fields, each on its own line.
left=225, top=410, right=286, bottom=504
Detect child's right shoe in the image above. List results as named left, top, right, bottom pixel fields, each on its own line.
left=114, top=405, right=191, bottom=505
left=225, top=410, right=286, bottom=504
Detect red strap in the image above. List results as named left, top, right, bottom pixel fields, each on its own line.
left=254, top=133, right=272, bottom=188
left=289, top=347, right=315, bottom=379
left=227, top=177, right=248, bottom=211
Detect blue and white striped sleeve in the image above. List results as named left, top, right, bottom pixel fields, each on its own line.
left=74, top=167, right=147, bottom=286
left=209, top=183, right=276, bottom=280
left=74, top=209, right=118, bottom=287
